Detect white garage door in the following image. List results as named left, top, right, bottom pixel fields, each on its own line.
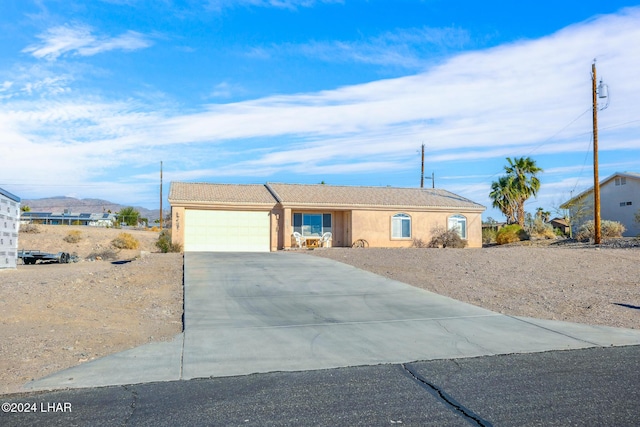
left=184, top=210, right=271, bottom=252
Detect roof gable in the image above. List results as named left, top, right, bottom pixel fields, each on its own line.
left=561, top=171, right=640, bottom=206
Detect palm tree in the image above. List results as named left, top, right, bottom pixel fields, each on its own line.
left=489, top=175, right=518, bottom=224
left=504, top=157, right=543, bottom=227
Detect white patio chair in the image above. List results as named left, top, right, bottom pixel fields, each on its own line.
left=319, top=232, right=332, bottom=248
left=292, top=232, right=305, bottom=248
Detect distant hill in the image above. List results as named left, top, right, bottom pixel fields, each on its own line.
left=20, top=196, right=162, bottom=222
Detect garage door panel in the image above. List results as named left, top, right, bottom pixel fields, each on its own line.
left=185, top=210, right=270, bottom=252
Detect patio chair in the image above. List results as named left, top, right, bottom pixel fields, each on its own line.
left=292, top=232, right=305, bottom=248
left=318, top=232, right=332, bottom=248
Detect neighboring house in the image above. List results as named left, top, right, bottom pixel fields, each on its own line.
left=561, top=172, right=640, bottom=237
left=168, top=182, right=486, bottom=252
left=548, top=217, right=570, bottom=236
left=0, top=187, right=20, bottom=269
left=20, top=211, right=118, bottom=227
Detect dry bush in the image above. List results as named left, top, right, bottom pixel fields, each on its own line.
left=63, top=230, right=82, bottom=243
left=575, top=220, right=626, bottom=242
left=155, top=230, right=182, bottom=253
left=496, top=224, right=527, bottom=245
left=411, top=238, right=428, bottom=248
left=111, top=232, right=140, bottom=249
left=19, top=224, right=41, bottom=234
left=86, top=248, right=119, bottom=261
left=528, top=219, right=556, bottom=240
left=428, top=226, right=468, bottom=248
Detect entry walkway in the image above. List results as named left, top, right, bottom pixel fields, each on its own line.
left=25, top=252, right=640, bottom=391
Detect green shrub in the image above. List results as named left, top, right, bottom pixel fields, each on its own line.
left=496, top=224, right=527, bottom=245
left=482, top=228, right=497, bottom=244
left=111, top=232, right=140, bottom=249
left=575, top=220, right=626, bottom=242
left=155, top=230, right=182, bottom=253
left=63, top=230, right=82, bottom=243
left=428, top=227, right=468, bottom=248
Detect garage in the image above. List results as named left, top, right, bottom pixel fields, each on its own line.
left=184, top=210, right=271, bottom=252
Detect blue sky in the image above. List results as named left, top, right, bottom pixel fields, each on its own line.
left=1, top=1, right=639, bottom=221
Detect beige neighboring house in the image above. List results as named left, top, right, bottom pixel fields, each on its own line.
left=561, top=172, right=640, bottom=237
left=168, top=182, right=486, bottom=252
left=0, top=187, right=20, bottom=269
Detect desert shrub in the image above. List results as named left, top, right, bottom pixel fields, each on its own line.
left=527, top=219, right=556, bottom=240
left=495, top=224, right=527, bottom=245
left=411, top=238, right=428, bottom=248
left=111, top=232, right=140, bottom=249
left=63, top=230, right=82, bottom=243
left=86, top=248, right=119, bottom=261
left=482, top=228, right=497, bottom=244
left=155, top=230, right=182, bottom=253
left=19, top=224, right=41, bottom=234
left=428, top=227, right=468, bottom=248
left=575, top=220, right=626, bottom=242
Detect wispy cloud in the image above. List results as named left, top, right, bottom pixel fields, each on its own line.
left=260, top=26, right=470, bottom=68
left=204, top=0, right=343, bottom=11
left=23, top=24, right=152, bottom=60
left=3, top=7, right=640, bottom=207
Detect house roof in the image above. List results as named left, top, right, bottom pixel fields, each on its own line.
left=169, top=181, right=485, bottom=211
left=0, top=187, right=20, bottom=203
left=169, top=182, right=277, bottom=206
left=266, top=183, right=485, bottom=210
left=560, top=171, right=640, bottom=208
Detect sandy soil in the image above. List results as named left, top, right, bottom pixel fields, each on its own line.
left=307, top=242, right=640, bottom=330
left=1, top=226, right=639, bottom=397
left=0, top=225, right=183, bottom=396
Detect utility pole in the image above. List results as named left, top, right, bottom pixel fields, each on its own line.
left=160, top=161, right=163, bottom=230
left=420, top=144, right=425, bottom=188
left=592, top=61, right=609, bottom=245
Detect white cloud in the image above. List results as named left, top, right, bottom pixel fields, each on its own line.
left=3, top=7, right=640, bottom=209
left=23, top=24, right=152, bottom=60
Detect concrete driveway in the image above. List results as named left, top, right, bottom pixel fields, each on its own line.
left=26, top=252, right=640, bottom=391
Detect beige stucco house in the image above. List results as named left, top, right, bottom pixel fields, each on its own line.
left=168, top=182, right=486, bottom=252
left=561, top=172, right=640, bottom=237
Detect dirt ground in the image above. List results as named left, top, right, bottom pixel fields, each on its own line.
left=1, top=227, right=639, bottom=396
left=0, top=225, right=183, bottom=396
left=307, top=241, right=640, bottom=330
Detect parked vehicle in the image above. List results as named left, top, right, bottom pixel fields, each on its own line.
left=18, top=250, right=71, bottom=265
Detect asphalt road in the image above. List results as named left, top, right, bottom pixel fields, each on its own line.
left=4, top=345, right=639, bottom=426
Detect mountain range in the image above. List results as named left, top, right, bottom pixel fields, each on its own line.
left=20, top=196, right=163, bottom=222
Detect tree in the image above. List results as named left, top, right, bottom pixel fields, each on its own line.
left=489, top=157, right=543, bottom=227
left=489, top=176, right=517, bottom=224
left=21, top=205, right=31, bottom=212
left=116, top=206, right=141, bottom=227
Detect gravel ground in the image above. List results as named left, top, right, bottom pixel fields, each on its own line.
left=306, top=239, right=640, bottom=330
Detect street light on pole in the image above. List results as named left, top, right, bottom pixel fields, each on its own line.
left=591, top=60, right=609, bottom=245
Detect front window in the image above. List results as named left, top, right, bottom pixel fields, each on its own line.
left=391, top=213, right=411, bottom=239
left=293, top=213, right=332, bottom=237
left=448, top=214, right=467, bottom=239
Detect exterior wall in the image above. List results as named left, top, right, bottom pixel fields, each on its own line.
left=172, top=204, right=484, bottom=251
left=600, top=178, right=640, bottom=237
left=350, top=209, right=483, bottom=248
left=567, top=177, right=640, bottom=237
left=0, top=191, right=20, bottom=268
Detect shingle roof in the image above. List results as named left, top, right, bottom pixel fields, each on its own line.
left=168, top=182, right=277, bottom=205
left=266, top=183, right=484, bottom=209
left=169, top=181, right=485, bottom=211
